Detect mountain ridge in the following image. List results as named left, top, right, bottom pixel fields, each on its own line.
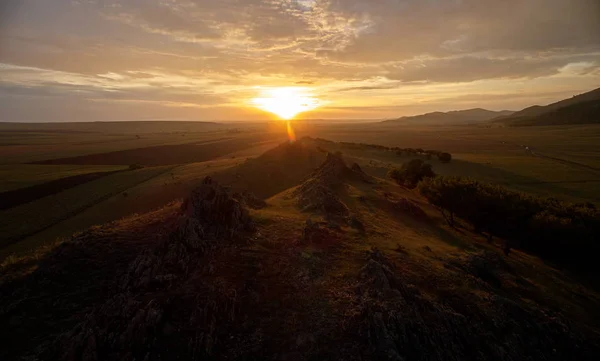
left=493, top=87, right=600, bottom=126
left=383, top=108, right=514, bottom=125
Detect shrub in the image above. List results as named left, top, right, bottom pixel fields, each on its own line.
left=389, top=159, right=436, bottom=189
left=438, top=152, right=452, bottom=163
left=129, top=164, right=145, bottom=170
left=418, top=176, right=600, bottom=270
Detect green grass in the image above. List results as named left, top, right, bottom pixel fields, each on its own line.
left=0, top=166, right=174, bottom=253
left=2, top=121, right=599, bottom=258
left=305, top=124, right=600, bottom=204
left=0, top=159, right=245, bottom=258
left=0, top=164, right=127, bottom=192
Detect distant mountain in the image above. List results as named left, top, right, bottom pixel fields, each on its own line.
left=383, top=108, right=514, bottom=125
left=494, top=87, right=600, bottom=126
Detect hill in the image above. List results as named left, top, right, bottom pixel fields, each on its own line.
left=495, top=87, right=600, bottom=126
left=383, top=108, right=514, bottom=125
left=2, top=141, right=600, bottom=360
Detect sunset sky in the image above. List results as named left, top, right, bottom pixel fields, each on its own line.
left=1, top=0, right=599, bottom=122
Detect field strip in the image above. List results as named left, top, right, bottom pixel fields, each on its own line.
left=0, top=169, right=126, bottom=210
left=0, top=166, right=177, bottom=251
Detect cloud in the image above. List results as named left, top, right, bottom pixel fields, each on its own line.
left=0, top=0, right=599, bottom=121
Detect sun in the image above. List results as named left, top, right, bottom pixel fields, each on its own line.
left=251, top=87, right=320, bottom=120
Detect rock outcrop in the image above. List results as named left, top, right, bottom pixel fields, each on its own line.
left=354, top=249, right=593, bottom=361
left=52, top=177, right=254, bottom=361
left=296, top=153, right=351, bottom=218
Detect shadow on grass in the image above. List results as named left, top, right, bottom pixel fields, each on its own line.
left=431, top=224, right=477, bottom=251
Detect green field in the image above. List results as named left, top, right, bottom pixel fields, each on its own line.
left=303, top=123, right=600, bottom=203
left=0, top=164, right=127, bottom=192
left=0, top=122, right=285, bottom=258
left=1, top=121, right=599, bottom=259
left=0, top=166, right=174, bottom=248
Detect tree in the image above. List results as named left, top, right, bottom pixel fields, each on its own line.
left=418, top=176, right=466, bottom=226
left=438, top=152, right=452, bottom=163
left=418, top=175, right=600, bottom=270
left=389, top=159, right=436, bottom=189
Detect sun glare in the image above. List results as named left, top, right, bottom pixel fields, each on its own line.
left=252, top=87, right=320, bottom=120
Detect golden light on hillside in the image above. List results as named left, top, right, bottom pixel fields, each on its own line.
left=252, top=87, right=320, bottom=120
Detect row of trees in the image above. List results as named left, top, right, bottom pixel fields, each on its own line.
left=394, top=148, right=452, bottom=163
left=417, top=176, right=600, bottom=270
left=304, top=138, right=453, bottom=163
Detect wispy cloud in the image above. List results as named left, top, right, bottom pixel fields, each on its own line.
left=0, top=0, right=599, bottom=121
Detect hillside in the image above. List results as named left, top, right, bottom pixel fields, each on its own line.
left=495, top=87, right=600, bottom=126
left=383, top=108, right=514, bottom=125
left=2, top=141, right=600, bottom=360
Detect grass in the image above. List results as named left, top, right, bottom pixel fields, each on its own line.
left=303, top=125, right=600, bottom=204
left=0, top=166, right=174, bottom=254
left=3, top=143, right=600, bottom=360
left=0, top=164, right=127, bottom=192
left=2, top=121, right=599, bottom=259
left=0, top=159, right=252, bottom=259
left=0, top=127, right=259, bottom=164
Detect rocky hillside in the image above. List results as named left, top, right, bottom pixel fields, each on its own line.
left=2, top=143, right=600, bottom=361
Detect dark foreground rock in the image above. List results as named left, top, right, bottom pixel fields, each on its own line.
left=45, top=177, right=255, bottom=361
left=352, top=249, right=597, bottom=361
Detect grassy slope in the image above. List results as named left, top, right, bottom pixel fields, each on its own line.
left=3, top=165, right=599, bottom=360
left=252, top=173, right=600, bottom=347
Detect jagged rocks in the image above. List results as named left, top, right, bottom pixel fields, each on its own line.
left=233, top=191, right=268, bottom=210
left=181, top=176, right=254, bottom=239
left=446, top=250, right=514, bottom=288
left=352, top=249, right=597, bottom=361
left=350, top=163, right=373, bottom=183
left=303, top=218, right=337, bottom=245
left=348, top=215, right=365, bottom=232
left=52, top=177, right=254, bottom=361
left=296, top=153, right=351, bottom=219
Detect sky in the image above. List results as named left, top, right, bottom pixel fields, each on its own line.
left=0, top=0, right=599, bottom=122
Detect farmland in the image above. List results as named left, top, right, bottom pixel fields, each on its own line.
left=0, top=122, right=286, bottom=258
left=305, top=123, right=600, bottom=203
left=1, top=120, right=599, bottom=260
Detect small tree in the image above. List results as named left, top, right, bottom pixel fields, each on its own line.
left=389, top=159, right=436, bottom=189
left=438, top=152, right=452, bottom=163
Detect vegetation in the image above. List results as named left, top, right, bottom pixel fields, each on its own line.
left=128, top=164, right=145, bottom=170
left=418, top=176, right=600, bottom=270
left=437, top=152, right=452, bottom=163
left=3, top=155, right=600, bottom=361
left=389, top=159, right=436, bottom=188
left=0, top=166, right=174, bottom=250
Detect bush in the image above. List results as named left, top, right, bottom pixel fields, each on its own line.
left=418, top=176, right=600, bottom=270
left=129, top=164, right=145, bottom=170
left=389, top=159, right=436, bottom=189
left=438, top=152, right=452, bottom=163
